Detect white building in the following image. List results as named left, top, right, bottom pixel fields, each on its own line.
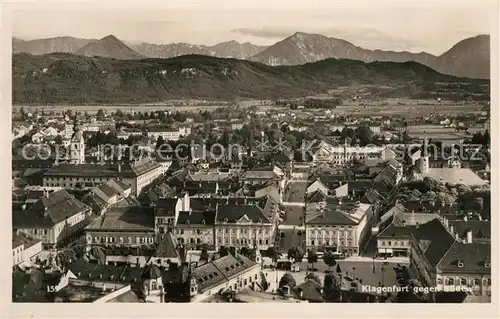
left=12, top=233, right=43, bottom=266
left=305, top=198, right=374, bottom=255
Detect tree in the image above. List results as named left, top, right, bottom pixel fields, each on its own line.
left=156, top=135, right=165, bottom=150
left=355, top=126, right=374, bottom=146
left=323, top=251, right=337, bottom=270
left=89, top=246, right=106, bottom=265
left=287, top=246, right=304, bottom=263
left=266, top=246, right=281, bottom=263
left=200, top=247, right=210, bottom=263
left=96, top=109, right=105, bottom=121
left=54, top=135, right=64, bottom=145
left=305, top=273, right=321, bottom=285
left=323, top=273, right=342, bottom=302
left=307, top=249, right=318, bottom=270
left=279, top=272, right=296, bottom=288
left=336, top=264, right=342, bottom=275
left=260, top=272, right=269, bottom=292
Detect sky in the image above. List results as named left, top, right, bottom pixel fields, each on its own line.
left=10, top=0, right=496, bottom=55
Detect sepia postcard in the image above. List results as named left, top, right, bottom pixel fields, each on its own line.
left=2, top=0, right=499, bottom=317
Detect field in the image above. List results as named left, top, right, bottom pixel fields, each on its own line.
left=12, top=98, right=483, bottom=117
left=406, top=124, right=484, bottom=143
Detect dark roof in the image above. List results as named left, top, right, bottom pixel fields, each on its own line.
left=184, top=181, right=218, bottom=194
left=98, top=184, right=118, bottom=198
left=155, top=233, right=180, bottom=259
left=437, top=242, right=491, bottom=274
left=193, top=254, right=257, bottom=292
left=13, top=189, right=89, bottom=228
left=449, top=220, right=490, bottom=241
left=306, top=208, right=358, bottom=225
left=142, top=264, right=162, bottom=280
left=377, top=224, right=415, bottom=239
left=155, top=198, right=179, bottom=217
left=215, top=204, right=270, bottom=223
left=295, top=280, right=324, bottom=302
left=86, top=205, right=155, bottom=231
left=44, top=160, right=161, bottom=178
left=81, top=193, right=107, bottom=211
left=190, top=197, right=265, bottom=211
left=68, top=259, right=176, bottom=285
left=13, top=232, right=41, bottom=249
left=411, top=219, right=456, bottom=269
left=177, top=210, right=216, bottom=226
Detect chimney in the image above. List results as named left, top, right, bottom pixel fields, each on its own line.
left=466, top=229, right=473, bottom=244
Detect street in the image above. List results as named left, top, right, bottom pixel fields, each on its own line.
left=263, top=258, right=408, bottom=292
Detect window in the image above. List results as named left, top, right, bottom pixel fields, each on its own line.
left=265, top=239, right=269, bottom=245
left=474, top=279, right=480, bottom=285
left=255, top=274, right=258, bottom=280
left=381, top=241, right=385, bottom=246
left=437, top=278, right=442, bottom=284
left=487, top=278, right=491, bottom=286
left=447, top=278, right=454, bottom=285
left=388, top=241, right=392, bottom=246
left=460, top=278, right=467, bottom=285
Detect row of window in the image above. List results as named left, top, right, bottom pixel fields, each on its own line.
left=310, top=239, right=352, bottom=247
left=87, top=236, right=154, bottom=244
left=216, top=228, right=270, bottom=235
left=216, top=238, right=269, bottom=246
left=27, top=229, right=49, bottom=235
left=379, top=240, right=409, bottom=247
left=439, top=277, right=491, bottom=286
left=309, top=225, right=353, bottom=230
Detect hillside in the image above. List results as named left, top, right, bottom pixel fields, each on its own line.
left=75, top=35, right=145, bottom=60
left=249, top=32, right=490, bottom=79
left=12, top=36, right=94, bottom=55
left=250, top=32, right=436, bottom=67
left=434, top=35, right=490, bottom=79
left=12, top=53, right=490, bottom=104
left=131, top=41, right=268, bottom=59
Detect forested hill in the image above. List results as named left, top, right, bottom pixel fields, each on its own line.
left=12, top=53, right=490, bottom=104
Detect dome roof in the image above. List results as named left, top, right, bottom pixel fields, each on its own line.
left=142, top=264, right=162, bottom=280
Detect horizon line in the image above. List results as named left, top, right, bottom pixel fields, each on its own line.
left=11, top=32, right=491, bottom=57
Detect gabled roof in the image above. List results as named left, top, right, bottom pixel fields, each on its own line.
left=215, top=204, right=270, bottom=224
left=154, top=233, right=180, bottom=259
left=437, top=242, right=490, bottom=274
left=13, top=189, right=89, bottom=228
left=410, top=219, right=456, bottom=269
left=177, top=210, right=216, bottom=226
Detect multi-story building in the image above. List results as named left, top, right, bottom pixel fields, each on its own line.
left=85, top=205, right=156, bottom=248
left=214, top=204, right=276, bottom=250
left=13, top=189, right=92, bottom=248
left=12, top=233, right=43, bottom=266
left=311, top=140, right=391, bottom=166
left=43, top=158, right=163, bottom=195
left=147, top=126, right=191, bottom=141
left=305, top=198, right=374, bottom=255
left=409, top=218, right=491, bottom=300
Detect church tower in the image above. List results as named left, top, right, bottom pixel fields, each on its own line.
left=419, top=136, right=429, bottom=174
left=70, top=123, right=85, bottom=165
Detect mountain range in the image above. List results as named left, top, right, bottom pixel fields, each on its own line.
left=12, top=52, right=489, bottom=104
left=12, top=32, right=490, bottom=79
